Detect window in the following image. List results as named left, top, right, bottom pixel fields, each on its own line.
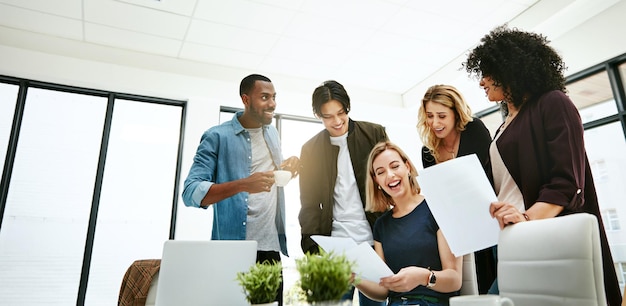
left=602, top=209, right=621, bottom=231
left=616, top=262, right=626, bottom=294
left=277, top=117, right=322, bottom=295
left=478, top=110, right=504, bottom=137
left=0, top=79, right=184, bottom=306
left=0, top=88, right=107, bottom=305
left=0, top=82, right=18, bottom=180
left=567, top=71, right=617, bottom=123
left=85, top=100, right=182, bottom=305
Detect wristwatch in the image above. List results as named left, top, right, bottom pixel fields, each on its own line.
left=426, top=270, right=436, bottom=288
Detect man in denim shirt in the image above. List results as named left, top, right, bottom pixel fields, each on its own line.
left=182, top=74, right=299, bottom=306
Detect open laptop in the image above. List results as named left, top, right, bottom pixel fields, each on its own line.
left=154, top=240, right=258, bottom=306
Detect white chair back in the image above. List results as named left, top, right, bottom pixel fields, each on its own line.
left=498, top=213, right=606, bottom=306
left=460, top=253, right=479, bottom=295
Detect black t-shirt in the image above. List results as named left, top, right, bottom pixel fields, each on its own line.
left=373, top=200, right=459, bottom=301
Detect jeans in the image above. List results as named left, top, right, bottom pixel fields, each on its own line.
left=341, top=285, right=385, bottom=306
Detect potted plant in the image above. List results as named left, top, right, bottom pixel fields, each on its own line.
left=295, top=251, right=356, bottom=305
left=236, top=260, right=282, bottom=306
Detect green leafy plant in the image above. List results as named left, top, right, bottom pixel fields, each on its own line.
left=295, top=251, right=355, bottom=303
left=236, top=260, right=282, bottom=305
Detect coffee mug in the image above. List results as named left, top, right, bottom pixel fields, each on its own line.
left=450, top=295, right=514, bottom=306
left=273, top=170, right=292, bottom=187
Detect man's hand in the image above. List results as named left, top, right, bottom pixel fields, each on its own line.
left=280, top=156, right=301, bottom=178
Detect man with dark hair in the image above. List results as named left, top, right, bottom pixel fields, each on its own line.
left=299, top=80, right=388, bottom=306
left=183, top=74, right=299, bottom=305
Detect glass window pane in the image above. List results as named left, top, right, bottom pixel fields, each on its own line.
left=219, top=110, right=233, bottom=123
left=277, top=118, right=322, bottom=296
left=620, top=62, right=626, bottom=94
left=584, top=123, right=626, bottom=281
left=479, top=111, right=503, bottom=138
left=0, top=88, right=107, bottom=305
left=0, top=83, right=18, bottom=178
left=567, top=71, right=617, bottom=123
left=85, top=100, right=182, bottom=306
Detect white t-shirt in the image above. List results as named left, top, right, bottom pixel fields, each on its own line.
left=245, top=127, right=280, bottom=252
left=491, top=127, right=525, bottom=212
left=329, top=133, right=374, bottom=246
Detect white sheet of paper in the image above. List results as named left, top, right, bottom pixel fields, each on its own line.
left=345, top=242, right=394, bottom=282
left=416, top=154, right=499, bottom=256
left=311, top=236, right=393, bottom=282
left=310, top=235, right=357, bottom=254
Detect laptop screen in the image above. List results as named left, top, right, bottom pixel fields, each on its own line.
left=155, top=240, right=257, bottom=306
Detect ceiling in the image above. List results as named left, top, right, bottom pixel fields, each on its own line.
left=0, top=0, right=621, bottom=108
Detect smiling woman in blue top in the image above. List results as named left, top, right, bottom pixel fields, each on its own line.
left=181, top=74, right=300, bottom=306
left=355, top=141, right=462, bottom=306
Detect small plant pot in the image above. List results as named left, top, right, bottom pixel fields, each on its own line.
left=251, top=302, right=279, bottom=306
left=310, top=301, right=351, bottom=306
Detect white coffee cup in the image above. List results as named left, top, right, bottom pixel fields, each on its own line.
left=450, top=295, right=514, bottom=306
left=273, top=170, right=292, bottom=187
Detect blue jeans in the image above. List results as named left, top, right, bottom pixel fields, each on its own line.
left=341, top=285, right=385, bottom=306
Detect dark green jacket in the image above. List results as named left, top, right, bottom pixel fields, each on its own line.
left=298, top=119, right=388, bottom=254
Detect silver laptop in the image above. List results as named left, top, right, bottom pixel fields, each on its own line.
left=154, top=240, right=257, bottom=306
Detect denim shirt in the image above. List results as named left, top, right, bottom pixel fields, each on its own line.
left=182, top=111, right=288, bottom=255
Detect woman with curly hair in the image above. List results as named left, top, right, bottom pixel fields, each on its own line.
left=464, top=25, right=621, bottom=304
left=416, top=84, right=495, bottom=293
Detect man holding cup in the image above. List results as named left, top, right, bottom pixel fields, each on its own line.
left=182, top=74, right=299, bottom=306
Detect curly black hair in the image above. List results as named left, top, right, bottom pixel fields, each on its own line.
left=463, top=25, right=567, bottom=109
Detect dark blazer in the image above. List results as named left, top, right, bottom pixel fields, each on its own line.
left=421, top=117, right=496, bottom=294
left=298, top=119, right=388, bottom=254
left=495, top=90, right=621, bottom=305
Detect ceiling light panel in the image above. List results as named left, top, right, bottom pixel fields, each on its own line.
left=85, top=23, right=182, bottom=57
left=86, top=0, right=190, bottom=39
left=0, top=0, right=81, bottom=19
left=194, top=0, right=295, bottom=34
left=0, top=3, right=83, bottom=40
left=282, top=13, right=371, bottom=49
left=115, top=0, right=197, bottom=15
left=186, top=19, right=280, bottom=54
left=269, top=36, right=353, bottom=67
left=298, top=0, right=402, bottom=29
left=180, top=42, right=265, bottom=69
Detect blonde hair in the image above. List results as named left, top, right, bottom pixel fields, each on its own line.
left=417, top=85, right=474, bottom=163
left=365, top=141, right=421, bottom=213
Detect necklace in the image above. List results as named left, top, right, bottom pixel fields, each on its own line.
left=441, top=132, right=459, bottom=159
left=500, top=110, right=518, bottom=132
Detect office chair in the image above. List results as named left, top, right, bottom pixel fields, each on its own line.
left=497, top=213, right=606, bottom=306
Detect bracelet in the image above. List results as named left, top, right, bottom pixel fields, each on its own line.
left=522, top=213, right=530, bottom=221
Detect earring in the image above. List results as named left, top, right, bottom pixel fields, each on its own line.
left=377, top=185, right=381, bottom=190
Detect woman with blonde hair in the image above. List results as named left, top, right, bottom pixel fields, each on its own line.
left=416, top=84, right=495, bottom=293
left=417, top=84, right=491, bottom=173
left=356, top=141, right=462, bottom=306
